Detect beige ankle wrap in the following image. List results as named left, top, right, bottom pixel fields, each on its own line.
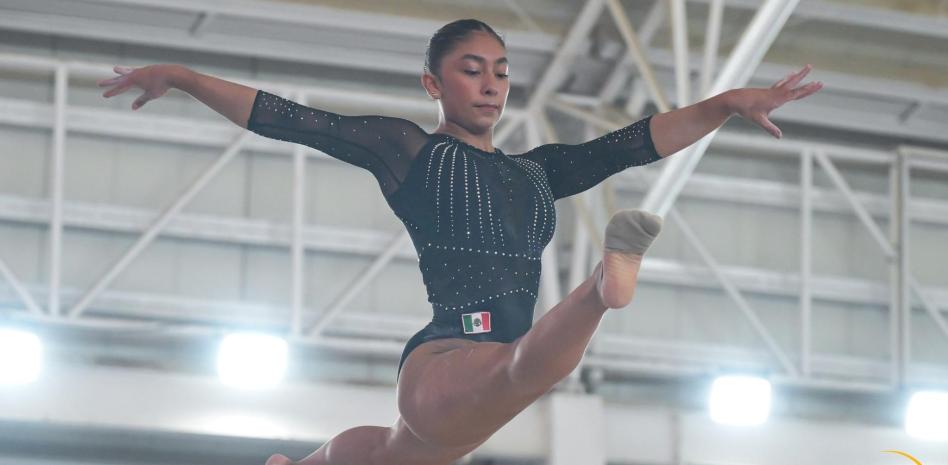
left=603, top=210, right=663, bottom=255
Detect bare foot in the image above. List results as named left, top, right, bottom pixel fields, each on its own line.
left=595, top=210, right=662, bottom=309
left=265, top=454, right=294, bottom=465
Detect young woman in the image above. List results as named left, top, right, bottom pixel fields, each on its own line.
left=98, top=18, right=822, bottom=465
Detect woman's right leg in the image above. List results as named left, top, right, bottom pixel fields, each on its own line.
left=267, top=417, right=486, bottom=465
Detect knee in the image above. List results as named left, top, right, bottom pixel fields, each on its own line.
left=326, top=426, right=390, bottom=465
left=265, top=454, right=293, bottom=465
left=366, top=427, right=393, bottom=465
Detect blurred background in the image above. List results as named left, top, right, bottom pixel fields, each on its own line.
left=0, top=0, right=946, bottom=464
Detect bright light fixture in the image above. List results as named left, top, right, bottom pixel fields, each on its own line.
left=905, top=390, right=948, bottom=441
left=0, top=328, right=43, bottom=385
left=216, top=332, right=288, bottom=389
left=708, top=375, right=772, bottom=426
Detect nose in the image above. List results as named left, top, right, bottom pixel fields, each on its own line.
left=482, top=74, right=500, bottom=96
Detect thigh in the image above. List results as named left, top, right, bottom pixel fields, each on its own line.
left=396, top=337, right=534, bottom=448
left=383, top=416, right=487, bottom=465
left=396, top=338, right=484, bottom=407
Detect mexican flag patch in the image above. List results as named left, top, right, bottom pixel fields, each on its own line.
left=462, top=311, right=492, bottom=334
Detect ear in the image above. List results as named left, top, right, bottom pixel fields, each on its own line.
left=421, top=72, right=441, bottom=99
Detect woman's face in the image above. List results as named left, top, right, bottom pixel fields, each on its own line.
left=423, top=31, right=510, bottom=133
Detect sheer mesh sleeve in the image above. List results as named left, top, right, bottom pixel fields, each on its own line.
left=246, top=90, right=430, bottom=197
left=518, top=114, right=662, bottom=200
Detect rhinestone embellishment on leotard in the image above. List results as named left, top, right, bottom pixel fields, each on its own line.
left=247, top=90, right=660, bottom=326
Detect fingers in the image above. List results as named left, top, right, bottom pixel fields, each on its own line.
left=756, top=115, right=782, bottom=139
left=98, top=65, right=135, bottom=96
left=773, top=64, right=812, bottom=89
left=102, top=82, right=132, bottom=98
left=132, top=93, right=151, bottom=110
left=98, top=66, right=132, bottom=87
left=97, top=75, right=124, bottom=87
left=772, top=72, right=793, bottom=89
left=772, top=69, right=799, bottom=88
left=785, top=64, right=813, bottom=89
left=790, top=81, right=823, bottom=100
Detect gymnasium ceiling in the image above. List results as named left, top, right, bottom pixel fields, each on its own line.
left=1, top=0, right=946, bottom=150
left=265, top=0, right=948, bottom=88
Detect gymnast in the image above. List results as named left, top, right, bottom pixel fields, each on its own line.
left=98, top=18, right=822, bottom=465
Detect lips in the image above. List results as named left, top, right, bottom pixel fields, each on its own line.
left=476, top=104, right=500, bottom=111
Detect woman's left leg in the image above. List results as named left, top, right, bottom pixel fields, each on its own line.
left=270, top=209, right=662, bottom=465
left=507, top=210, right=661, bottom=394
left=397, top=210, right=661, bottom=448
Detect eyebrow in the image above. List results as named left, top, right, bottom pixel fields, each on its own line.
left=461, top=54, right=508, bottom=65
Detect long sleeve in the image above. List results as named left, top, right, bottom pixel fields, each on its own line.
left=246, top=90, right=430, bottom=197
left=518, top=114, right=661, bottom=200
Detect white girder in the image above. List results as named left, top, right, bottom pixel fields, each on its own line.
left=65, top=131, right=252, bottom=319
left=640, top=0, right=801, bottom=217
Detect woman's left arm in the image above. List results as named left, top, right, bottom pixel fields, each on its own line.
left=650, top=64, right=823, bottom=158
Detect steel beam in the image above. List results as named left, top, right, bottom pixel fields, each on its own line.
left=668, top=208, right=799, bottom=376
left=893, top=150, right=910, bottom=387
left=66, top=131, right=251, bottom=318
left=6, top=280, right=948, bottom=394
left=910, top=277, right=948, bottom=341
left=526, top=0, right=607, bottom=114
left=689, top=0, right=948, bottom=41
left=699, top=0, right=725, bottom=96
left=0, top=257, right=44, bottom=315
left=597, top=0, right=666, bottom=107
left=0, top=2, right=555, bottom=87
left=800, top=150, right=813, bottom=376
left=606, top=0, right=672, bottom=112
left=291, top=142, right=306, bottom=337
left=502, top=0, right=543, bottom=33
left=48, top=65, right=67, bottom=317
left=304, top=229, right=409, bottom=337
left=669, top=0, right=692, bottom=106
left=627, top=166, right=799, bottom=375
left=813, top=151, right=895, bottom=258
left=640, top=0, right=800, bottom=217
left=3, top=51, right=948, bottom=147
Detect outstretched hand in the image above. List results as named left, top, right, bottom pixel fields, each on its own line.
left=729, top=64, right=823, bottom=139
left=97, top=64, right=176, bottom=110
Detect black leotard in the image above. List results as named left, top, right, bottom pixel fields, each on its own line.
left=246, top=90, right=662, bottom=382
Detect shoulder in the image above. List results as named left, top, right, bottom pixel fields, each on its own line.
left=355, top=115, right=429, bottom=137
left=509, top=141, right=570, bottom=159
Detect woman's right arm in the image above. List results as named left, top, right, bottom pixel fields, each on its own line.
left=172, top=66, right=257, bottom=128
left=98, top=64, right=257, bottom=128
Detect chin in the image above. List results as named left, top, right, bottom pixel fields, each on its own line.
left=470, top=117, right=495, bottom=129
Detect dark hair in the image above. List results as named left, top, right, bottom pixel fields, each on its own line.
left=424, top=19, right=506, bottom=79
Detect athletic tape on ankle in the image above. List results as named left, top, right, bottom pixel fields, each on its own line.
left=604, top=210, right=663, bottom=255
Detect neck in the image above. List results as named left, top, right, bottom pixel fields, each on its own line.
left=434, top=121, right=495, bottom=152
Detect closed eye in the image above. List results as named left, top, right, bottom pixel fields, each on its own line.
left=465, top=70, right=509, bottom=79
